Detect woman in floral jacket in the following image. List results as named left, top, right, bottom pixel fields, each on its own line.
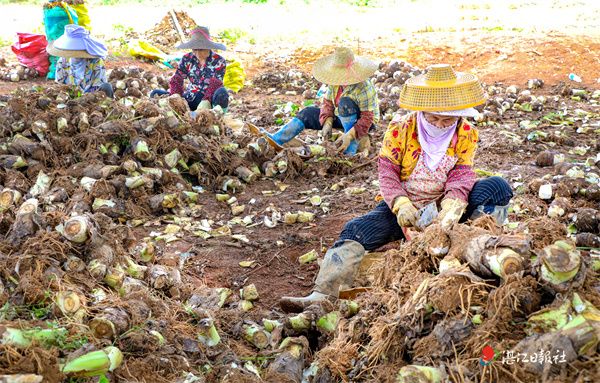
left=151, top=26, right=229, bottom=112
left=280, top=64, right=514, bottom=312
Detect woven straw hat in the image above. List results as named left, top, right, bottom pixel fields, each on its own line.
left=312, top=47, right=378, bottom=86
left=399, top=64, right=486, bottom=112
left=47, top=41, right=98, bottom=59
left=177, top=26, right=226, bottom=51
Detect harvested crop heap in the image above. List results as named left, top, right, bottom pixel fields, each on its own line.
left=0, top=64, right=39, bottom=83
left=108, top=67, right=169, bottom=100
left=311, top=221, right=600, bottom=382
left=143, top=11, right=200, bottom=53
left=0, top=82, right=366, bottom=382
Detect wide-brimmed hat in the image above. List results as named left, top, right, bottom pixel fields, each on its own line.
left=399, top=64, right=486, bottom=112
left=46, top=24, right=107, bottom=59
left=430, top=108, right=480, bottom=118
left=176, top=26, right=226, bottom=51
left=312, top=47, right=378, bottom=86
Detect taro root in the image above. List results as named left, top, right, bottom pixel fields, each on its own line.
left=54, top=290, right=86, bottom=318
left=0, top=188, right=22, bottom=212
left=187, top=287, right=233, bottom=312
left=554, top=161, right=576, bottom=175
left=62, top=215, right=94, bottom=244
left=242, top=322, right=270, bottom=349
left=235, top=166, right=257, bottom=183
left=131, top=138, right=153, bottom=162
left=240, top=283, right=259, bottom=301
left=148, top=265, right=181, bottom=290
left=535, top=151, right=562, bottom=167
left=581, top=183, right=600, bottom=201
left=547, top=197, right=570, bottom=218
left=574, top=208, right=599, bottom=233
left=197, top=317, right=221, bottom=347
left=7, top=198, right=43, bottom=245
left=89, top=307, right=130, bottom=339
left=538, top=241, right=582, bottom=292
left=0, top=374, right=43, bottom=383
left=264, top=337, right=307, bottom=383
left=575, top=233, right=600, bottom=248
left=454, top=232, right=530, bottom=279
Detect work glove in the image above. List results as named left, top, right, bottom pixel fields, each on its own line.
left=321, top=117, right=334, bottom=139
left=335, top=127, right=356, bottom=153
left=392, top=196, right=418, bottom=227
left=437, top=198, right=468, bottom=230
left=357, top=135, right=371, bottom=156
left=198, top=100, right=212, bottom=110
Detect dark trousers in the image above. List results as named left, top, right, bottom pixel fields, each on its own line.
left=296, top=97, right=372, bottom=131
left=150, top=87, right=229, bottom=111
left=338, top=176, right=513, bottom=251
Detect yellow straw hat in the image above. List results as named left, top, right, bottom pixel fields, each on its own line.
left=312, top=47, right=378, bottom=86
left=398, top=64, right=486, bottom=112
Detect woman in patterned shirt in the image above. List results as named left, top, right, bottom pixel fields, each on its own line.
left=279, top=64, right=514, bottom=312
left=250, top=47, right=380, bottom=156
left=151, top=26, right=228, bottom=112
left=48, top=24, right=113, bottom=98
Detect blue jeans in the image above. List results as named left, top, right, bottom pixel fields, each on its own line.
left=295, top=97, right=375, bottom=131
left=150, top=87, right=229, bottom=111
left=338, top=176, right=513, bottom=251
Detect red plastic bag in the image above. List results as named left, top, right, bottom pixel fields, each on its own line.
left=11, top=33, right=50, bottom=76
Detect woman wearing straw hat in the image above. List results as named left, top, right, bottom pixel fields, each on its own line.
left=47, top=24, right=113, bottom=98
left=252, top=47, right=380, bottom=156
left=279, top=64, right=513, bottom=311
left=150, top=26, right=229, bottom=112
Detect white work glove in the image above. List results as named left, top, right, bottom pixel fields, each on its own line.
left=335, top=127, right=356, bottom=153
left=198, top=100, right=212, bottom=110
left=321, top=117, right=334, bottom=139
left=392, top=196, right=418, bottom=227
left=437, top=198, right=468, bottom=229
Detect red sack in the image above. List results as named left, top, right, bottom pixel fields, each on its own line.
left=11, top=33, right=50, bottom=76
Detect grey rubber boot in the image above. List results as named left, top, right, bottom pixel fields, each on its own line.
left=279, top=240, right=366, bottom=313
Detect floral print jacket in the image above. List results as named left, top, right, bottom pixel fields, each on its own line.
left=169, top=51, right=226, bottom=101
left=378, top=112, right=479, bottom=208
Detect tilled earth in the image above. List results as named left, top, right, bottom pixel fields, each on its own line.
left=0, top=32, right=599, bottom=383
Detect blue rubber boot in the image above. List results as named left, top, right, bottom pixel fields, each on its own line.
left=267, top=117, right=305, bottom=145
left=339, top=114, right=359, bottom=156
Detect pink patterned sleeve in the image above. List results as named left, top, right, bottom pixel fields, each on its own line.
left=169, top=70, right=185, bottom=95
left=445, top=165, right=477, bottom=202
left=378, top=157, right=409, bottom=209
left=319, top=99, right=335, bottom=125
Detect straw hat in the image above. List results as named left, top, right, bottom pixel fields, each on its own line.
left=177, top=26, right=226, bottom=51
left=46, top=24, right=107, bottom=59
left=399, top=64, right=486, bottom=112
left=312, top=47, right=378, bottom=86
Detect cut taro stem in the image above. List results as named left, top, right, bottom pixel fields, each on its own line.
left=64, top=256, right=86, bottom=273
left=316, top=311, right=339, bottom=333
left=125, top=257, right=147, bottom=279
left=197, top=317, right=221, bottom=347
left=139, top=241, right=156, bottom=263
left=485, top=248, right=525, bottom=279
left=263, top=319, right=282, bottom=332
left=89, top=308, right=130, bottom=340
left=288, top=313, right=312, bottom=332
left=527, top=299, right=572, bottom=334
left=133, top=139, right=152, bottom=161
left=55, top=291, right=84, bottom=316
left=240, top=284, right=259, bottom=301
left=61, top=346, right=123, bottom=377
left=540, top=240, right=581, bottom=286
left=0, top=326, right=67, bottom=348
left=63, top=215, right=92, bottom=244
left=103, top=266, right=125, bottom=289
left=0, top=188, right=22, bottom=212
left=242, top=323, right=270, bottom=349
